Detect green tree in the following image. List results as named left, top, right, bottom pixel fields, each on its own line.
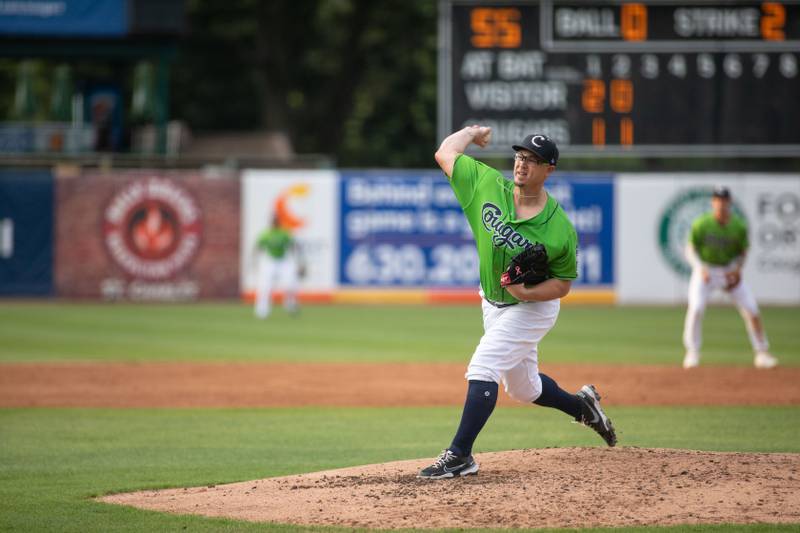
left=171, top=0, right=437, bottom=167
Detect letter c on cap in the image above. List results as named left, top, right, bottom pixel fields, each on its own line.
left=531, top=135, right=545, bottom=147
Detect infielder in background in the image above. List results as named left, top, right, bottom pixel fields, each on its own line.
left=419, top=125, right=617, bottom=479
left=682, top=186, right=777, bottom=369
left=254, top=215, right=302, bottom=319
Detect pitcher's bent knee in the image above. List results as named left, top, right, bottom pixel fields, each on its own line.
left=505, top=377, right=542, bottom=404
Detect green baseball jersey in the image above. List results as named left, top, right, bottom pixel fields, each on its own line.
left=257, top=227, right=293, bottom=259
left=689, top=212, right=748, bottom=265
left=450, top=154, right=578, bottom=304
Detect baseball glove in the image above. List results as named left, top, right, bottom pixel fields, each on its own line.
left=724, top=270, right=741, bottom=291
left=500, top=243, right=549, bottom=287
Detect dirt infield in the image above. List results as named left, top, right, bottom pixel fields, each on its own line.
left=8, top=361, right=800, bottom=529
left=102, top=447, right=800, bottom=529
left=2, top=362, right=799, bottom=407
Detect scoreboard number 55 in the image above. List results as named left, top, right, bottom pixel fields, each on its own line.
left=470, top=7, right=522, bottom=48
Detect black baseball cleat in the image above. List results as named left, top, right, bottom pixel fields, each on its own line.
left=576, top=384, right=617, bottom=447
left=418, top=449, right=479, bottom=479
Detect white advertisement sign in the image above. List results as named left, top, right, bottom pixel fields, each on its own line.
left=241, top=170, right=338, bottom=293
left=618, top=174, right=800, bottom=304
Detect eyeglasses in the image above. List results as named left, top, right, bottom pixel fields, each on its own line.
left=514, top=152, right=547, bottom=165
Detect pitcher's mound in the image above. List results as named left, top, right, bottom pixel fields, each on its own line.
left=101, top=447, right=800, bottom=529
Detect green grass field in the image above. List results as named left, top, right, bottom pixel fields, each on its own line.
left=1, top=302, right=798, bottom=365
left=1, top=302, right=799, bottom=532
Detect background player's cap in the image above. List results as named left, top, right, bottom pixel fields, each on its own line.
left=712, top=185, right=731, bottom=199
left=512, top=134, right=559, bottom=165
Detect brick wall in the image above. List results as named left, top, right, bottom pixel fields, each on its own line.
left=55, top=170, right=240, bottom=299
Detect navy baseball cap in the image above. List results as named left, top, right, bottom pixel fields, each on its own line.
left=712, top=185, right=731, bottom=199
left=512, top=134, right=559, bottom=166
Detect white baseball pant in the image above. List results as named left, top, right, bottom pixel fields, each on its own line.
left=466, top=293, right=560, bottom=404
left=255, top=252, right=299, bottom=318
left=682, top=265, right=768, bottom=354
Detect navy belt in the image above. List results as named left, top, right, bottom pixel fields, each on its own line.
left=486, top=299, right=518, bottom=308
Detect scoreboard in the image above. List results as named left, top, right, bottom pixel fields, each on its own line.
left=438, top=1, right=800, bottom=156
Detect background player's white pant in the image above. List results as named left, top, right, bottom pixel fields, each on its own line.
left=255, top=252, right=299, bottom=318
left=682, top=265, right=768, bottom=354
left=466, top=293, right=560, bottom=404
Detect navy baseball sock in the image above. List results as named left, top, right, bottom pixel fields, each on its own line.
left=533, top=373, right=582, bottom=419
left=449, top=380, right=498, bottom=457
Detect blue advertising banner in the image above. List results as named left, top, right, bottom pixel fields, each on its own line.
left=0, top=0, right=127, bottom=37
left=339, top=171, right=614, bottom=289
left=0, top=170, right=53, bottom=296
left=548, top=175, right=614, bottom=286
left=339, top=171, right=477, bottom=287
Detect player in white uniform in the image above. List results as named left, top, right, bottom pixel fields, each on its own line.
left=682, top=186, right=777, bottom=369
left=254, top=216, right=301, bottom=319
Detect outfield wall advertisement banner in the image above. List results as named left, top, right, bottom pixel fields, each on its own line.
left=617, top=174, right=800, bottom=304
left=338, top=171, right=614, bottom=289
left=0, top=170, right=53, bottom=296
left=548, top=176, right=614, bottom=287
left=339, top=171, right=476, bottom=287
left=240, top=170, right=338, bottom=294
left=55, top=171, right=240, bottom=300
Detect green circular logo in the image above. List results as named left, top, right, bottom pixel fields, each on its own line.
left=658, top=188, right=746, bottom=278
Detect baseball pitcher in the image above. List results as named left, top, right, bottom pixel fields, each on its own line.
left=418, top=125, right=617, bottom=479
left=682, top=186, right=777, bottom=369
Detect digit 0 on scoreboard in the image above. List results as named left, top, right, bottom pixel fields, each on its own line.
left=621, top=3, right=648, bottom=41
left=441, top=1, right=800, bottom=156
left=610, top=79, right=633, bottom=113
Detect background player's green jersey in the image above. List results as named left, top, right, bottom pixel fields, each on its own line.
left=257, top=227, right=293, bottom=259
left=689, top=213, right=748, bottom=266
left=450, top=154, right=577, bottom=304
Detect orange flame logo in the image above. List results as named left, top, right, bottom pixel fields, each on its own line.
left=274, top=183, right=309, bottom=231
